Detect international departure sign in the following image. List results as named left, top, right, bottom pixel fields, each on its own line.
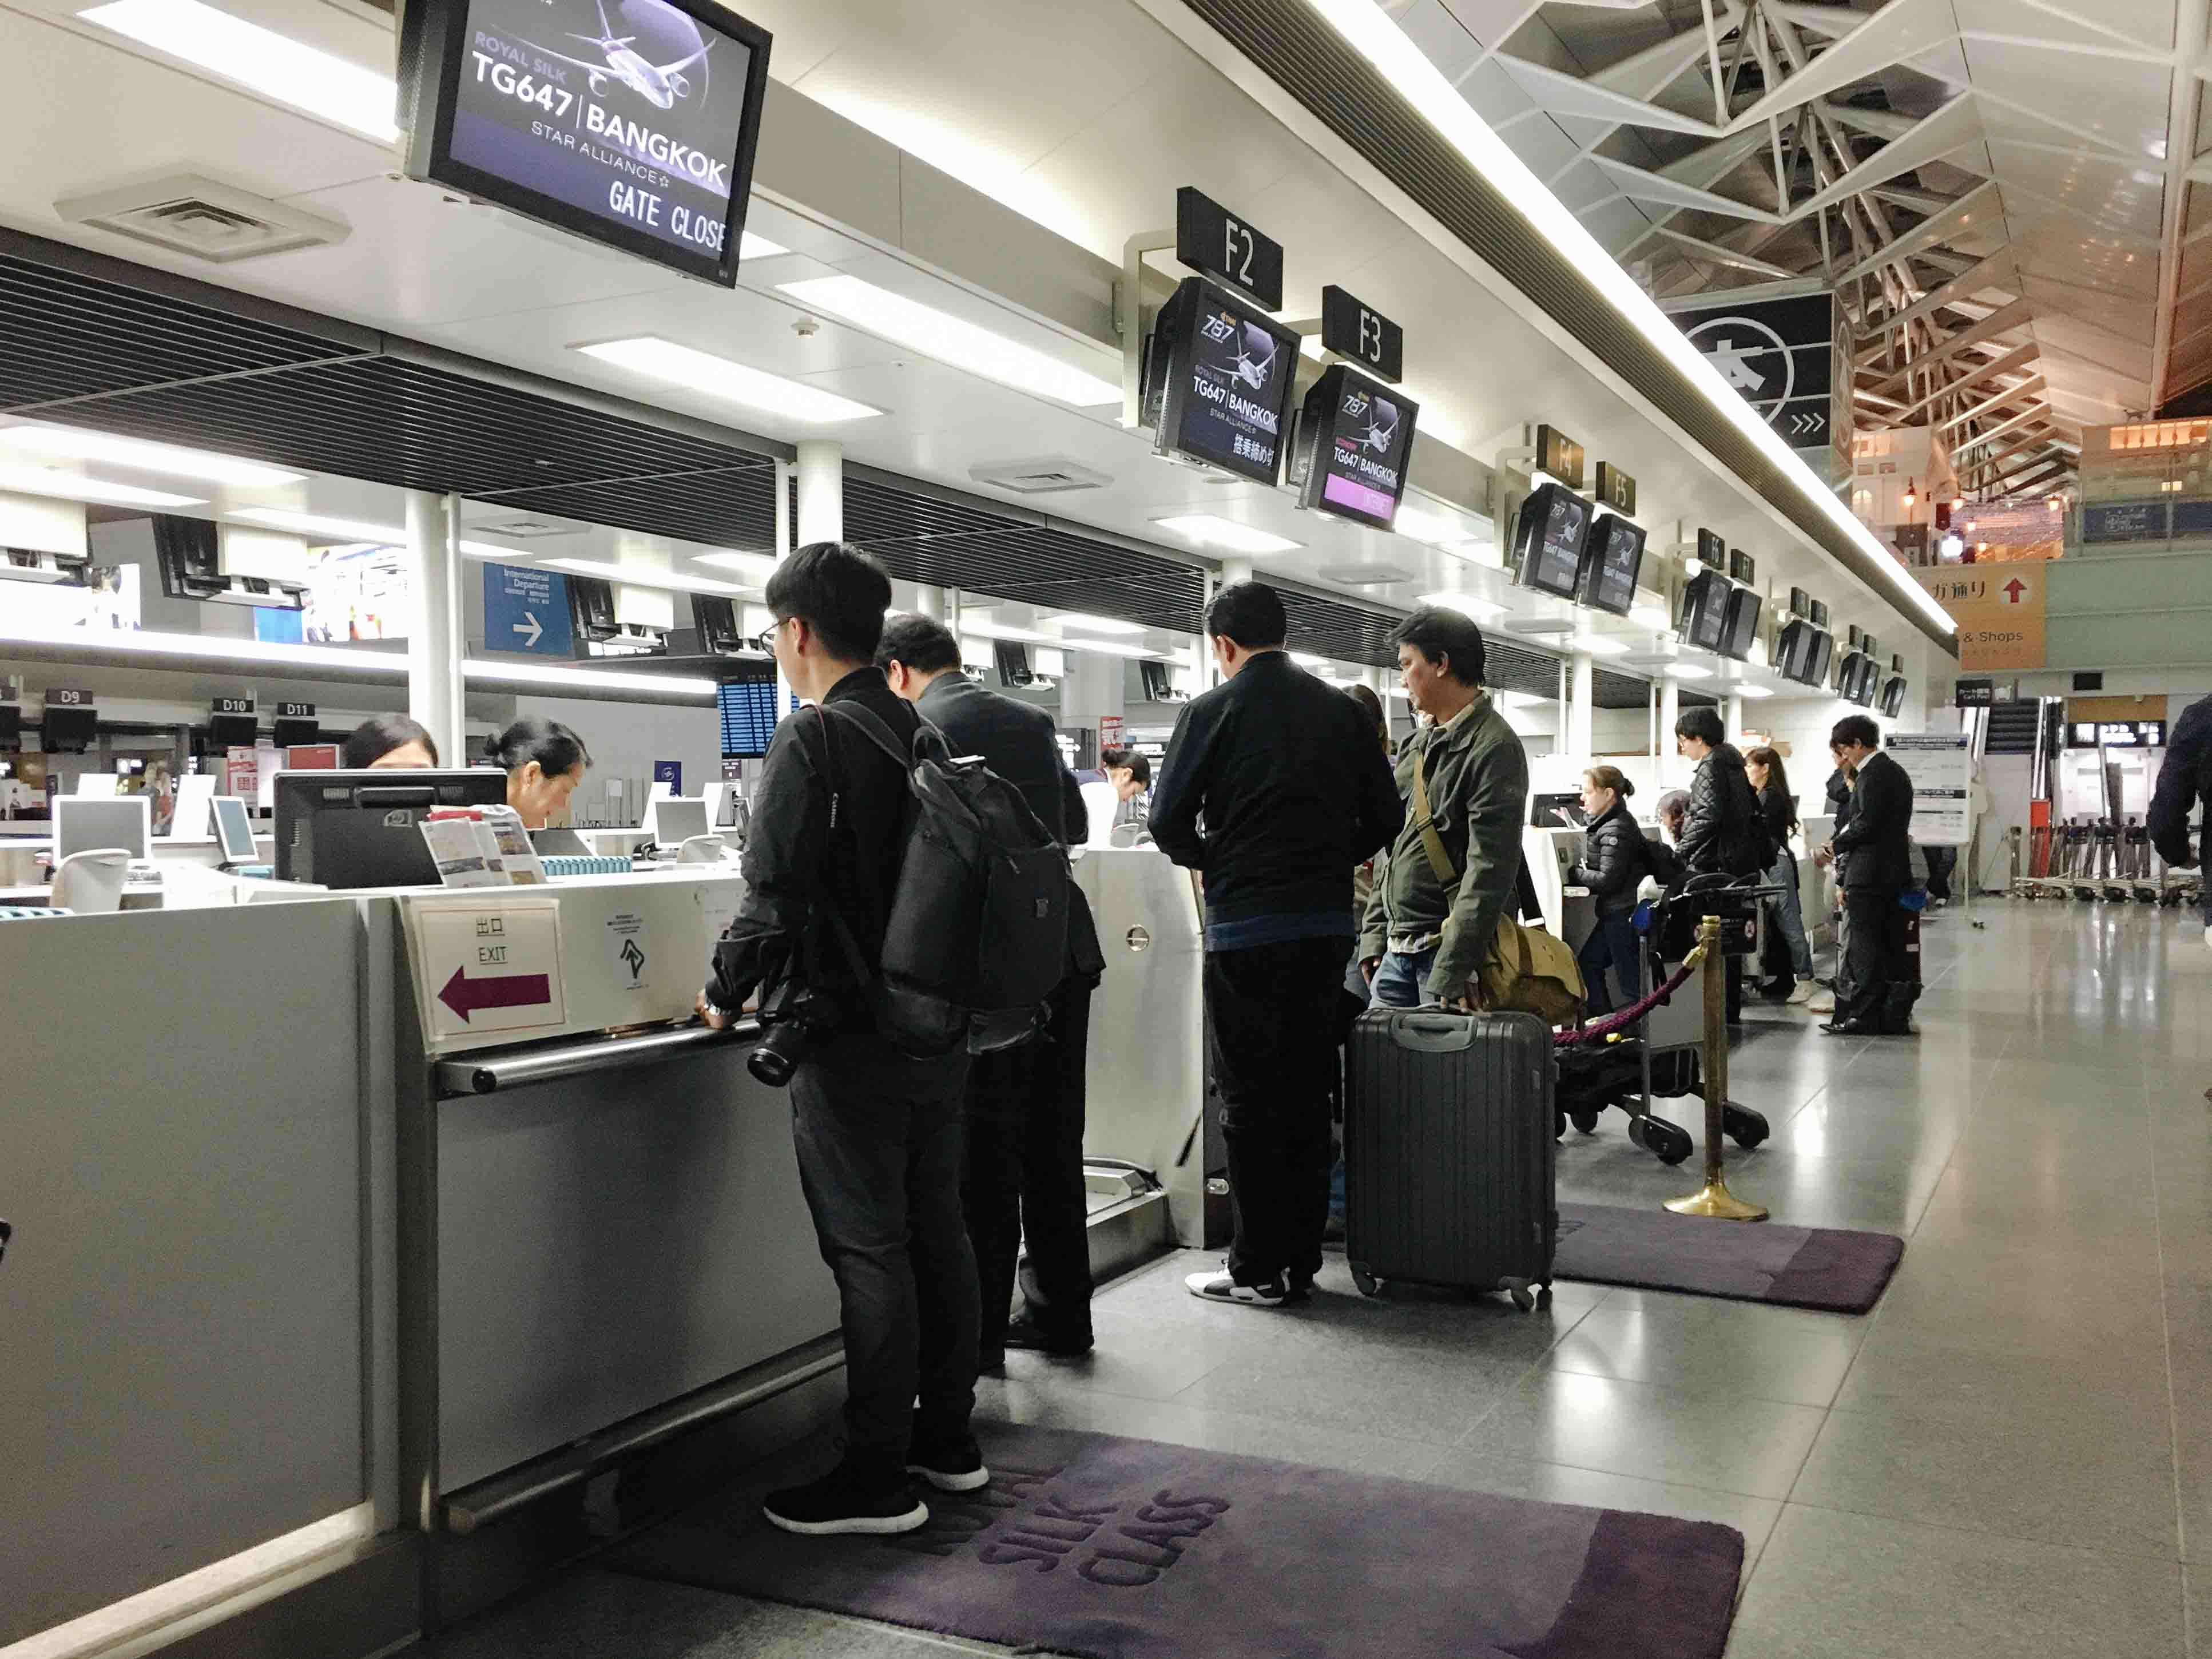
left=403, top=0, right=773, bottom=287
left=483, top=562, right=575, bottom=656
left=1912, top=564, right=2047, bottom=672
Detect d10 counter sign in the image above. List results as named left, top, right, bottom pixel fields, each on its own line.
left=402, top=0, right=772, bottom=286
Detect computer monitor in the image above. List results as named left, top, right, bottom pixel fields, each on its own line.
left=273, top=768, right=505, bottom=888
left=211, top=795, right=259, bottom=864
left=530, top=826, right=590, bottom=856
left=645, top=796, right=710, bottom=847
left=55, top=796, right=152, bottom=862
left=1531, top=791, right=1586, bottom=828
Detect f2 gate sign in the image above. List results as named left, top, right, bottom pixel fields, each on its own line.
left=483, top=562, right=575, bottom=656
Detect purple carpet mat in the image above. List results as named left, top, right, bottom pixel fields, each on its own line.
left=1554, top=1201, right=1904, bottom=1313
left=607, top=1420, right=1742, bottom=1659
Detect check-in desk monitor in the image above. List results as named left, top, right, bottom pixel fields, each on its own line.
left=530, top=826, right=591, bottom=856
left=275, top=768, right=505, bottom=888
left=644, top=796, right=709, bottom=848
left=1531, top=791, right=1586, bottom=828
left=55, top=795, right=151, bottom=861
left=212, top=795, right=259, bottom=864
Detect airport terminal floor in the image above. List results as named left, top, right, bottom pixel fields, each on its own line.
left=414, top=899, right=2212, bottom=1659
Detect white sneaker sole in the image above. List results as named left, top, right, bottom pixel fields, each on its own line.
left=906, top=1463, right=992, bottom=1493
left=1185, top=1272, right=1286, bottom=1307
left=763, top=1499, right=931, bottom=1536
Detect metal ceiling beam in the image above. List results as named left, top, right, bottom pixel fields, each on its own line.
left=1955, top=404, right=2052, bottom=456
left=1650, top=225, right=1800, bottom=278
left=2150, top=0, right=2210, bottom=408
left=1889, top=342, right=2043, bottom=424
left=1867, top=297, right=2036, bottom=396
left=1859, top=248, right=2018, bottom=340
left=1836, top=179, right=2004, bottom=285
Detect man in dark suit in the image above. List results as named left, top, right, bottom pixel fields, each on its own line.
left=877, top=614, right=1101, bottom=1367
left=1815, top=715, right=1917, bottom=1036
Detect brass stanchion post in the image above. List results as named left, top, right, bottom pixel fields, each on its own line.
left=1665, top=914, right=1768, bottom=1221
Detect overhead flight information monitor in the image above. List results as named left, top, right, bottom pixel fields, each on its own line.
left=1678, top=570, right=1730, bottom=652
left=716, top=660, right=778, bottom=759
left=1575, top=513, right=1645, bottom=617
left=1720, top=586, right=1763, bottom=661
left=1147, top=276, right=1302, bottom=485
left=1295, top=364, right=1419, bottom=530
left=1512, top=482, right=1593, bottom=601
left=402, top=0, right=773, bottom=287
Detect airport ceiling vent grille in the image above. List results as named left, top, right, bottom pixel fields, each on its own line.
left=1177, top=0, right=1953, bottom=657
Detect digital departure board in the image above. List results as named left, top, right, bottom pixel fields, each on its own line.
left=717, top=661, right=778, bottom=758
left=1147, top=277, right=1302, bottom=484
left=1295, top=364, right=1418, bottom=530
left=402, top=0, right=772, bottom=287
left=1576, top=513, right=1645, bottom=617
left=1512, top=482, right=1592, bottom=600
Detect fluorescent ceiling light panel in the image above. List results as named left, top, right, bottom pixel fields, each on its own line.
left=1291, top=652, right=1329, bottom=667
left=1151, top=514, right=1302, bottom=555
left=544, top=557, right=746, bottom=596
left=1416, top=590, right=1507, bottom=618
left=958, top=619, right=1054, bottom=644
left=0, top=466, right=202, bottom=509
left=1500, top=690, right=1546, bottom=708
left=738, top=232, right=788, bottom=260
left=1050, top=613, right=1147, bottom=634
left=1300, top=0, right=1959, bottom=641
left=462, top=659, right=717, bottom=697
left=777, top=275, right=1122, bottom=407
left=1629, top=603, right=1674, bottom=630
left=79, top=1, right=401, bottom=142
left=1573, top=634, right=1631, bottom=657
left=0, top=621, right=402, bottom=674
left=693, top=550, right=782, bottom=576
left=1666, top=663, right=1714, bottom=680
left=576, top=338, right=882, bottom=424
left=1055, top=638, right=1164, bottom=660
left=1737, top=684, right=1774, bottom=698
left=0, top=424, right=303, bottom=486
left=1395, top=505, right=1479, bottom=547
left=229, top=507, right=529, bottom=561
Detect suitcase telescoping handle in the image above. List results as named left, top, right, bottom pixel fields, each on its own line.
left=1386, top=1009, right=1481, bottom=1053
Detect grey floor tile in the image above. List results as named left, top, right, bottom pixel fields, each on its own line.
left=1546, top=1300, right=1866, bottom=1408
left=1169, top=1342, right=1538, bottom=1446
left=1832, top=1321, right=2173, bottom=1439
left=1726, top=1505, right=2185, bottom=1659
left=1453, top=1368, right=1826, bottom=1499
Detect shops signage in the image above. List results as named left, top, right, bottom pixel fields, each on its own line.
left=1887, top=733, right=1971, bottom=847
left=1319, top=285, right=1403, bottom=383
left=1175, top=186, right=1284, bottom=310
left=1911, top=565, right=2046, bottom=672
left=400, top=0, right=774, bottom=288
left=482, top=562, right=576, bottom=656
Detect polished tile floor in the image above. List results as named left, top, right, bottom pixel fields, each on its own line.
left=430, top=902, right=2212, bottom=1658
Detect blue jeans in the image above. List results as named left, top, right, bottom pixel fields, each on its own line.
left=1764, top=849, right=1814, bottom=979
left=1368, top=945, right=1439, bottom=1010
left=1576, top=911, right=1643, bottom=1016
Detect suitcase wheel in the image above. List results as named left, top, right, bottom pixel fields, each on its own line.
left=1723, top=1102, right=1769, bottom=1150
left=1568, top=1109, right=1602, bottom=1136
left=1631, top=1114, right=1695, bottom=1166
left=1502, top=1279, right=1538, bottom=1313
left=1351, top=1264, right=1382, bottom=1298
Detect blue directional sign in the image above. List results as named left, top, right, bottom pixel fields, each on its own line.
left=483, top=562, right=574, bottom=656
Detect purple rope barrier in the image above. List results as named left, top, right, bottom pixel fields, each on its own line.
left=1554, top=953, right=1703, bottom=1049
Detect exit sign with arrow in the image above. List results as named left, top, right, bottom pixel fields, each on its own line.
left=412, top=897, right=567, bottom=1043
left=1911, top=561, right=2046, bottom=673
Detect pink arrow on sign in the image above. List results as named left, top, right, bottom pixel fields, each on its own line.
left=439, top=965, right=552, bottom=1022
left=2003, top=578, right=2027, bottom=604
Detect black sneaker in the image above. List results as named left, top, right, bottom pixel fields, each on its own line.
left=1185, top=1268, right=1289, bottom=1307
left=763, top=1467, right=929, bottom=1536
left=906, top=1433, right=991, bottom=1493
left=1002, top=1315, right=1093, bottom=1356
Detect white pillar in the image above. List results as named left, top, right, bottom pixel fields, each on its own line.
left=405, top=490, right=464, bottom=767
left=914, top=584, right=947, bottom=621
left=1061, top=650, right=1125, bottom=763
left=1726, top=692, right=1747, bottom=739
left=1220, top=557, right=1254, bottom=587
left=1568, top=651, right=1595, bottom=760
left=796, top=441, right=842, bottom=545
left=1659, top=678, right=1681, bottom=788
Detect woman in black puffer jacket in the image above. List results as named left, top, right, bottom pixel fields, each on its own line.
left=1568, top=764, right=1653, bottom=1015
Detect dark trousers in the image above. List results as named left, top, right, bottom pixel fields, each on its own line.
left=790, top=1034, right=978, bottom=1485
left=1923, top=846, right=1956, bottom=902
left=1205, top=935, right=1348, bottom=1287
left=1838, top=886, right=1911, bottom=1027
left=962, top=975, right=1095, bottom=1363
left=1576, top=910, right=1643, bottom=1016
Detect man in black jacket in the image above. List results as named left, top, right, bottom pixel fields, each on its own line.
left=1815, top=715, right=1917, bottom=1036
left=877, top=613, right=1100, bottom=1368
left=1150, top=582, right=1404, bottom=1307
left=697, top=546, right=980, bottom=1537
left=1674, top=705, right=1768, bottom=1020
left=2150, top=692, right=2212, bottom=924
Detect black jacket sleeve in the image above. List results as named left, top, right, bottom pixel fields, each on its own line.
left=1759, top=786, right=1793, bottom=846
left=707, top=709, right=830, bottom=1010
left=2151, top=696, right=2212, bottom=868
left=1352, top=727, right=1407, bottom=866
left=1146, top=698, right=1213, bottom=870
left=1677, top=757, right=1722, bottom=874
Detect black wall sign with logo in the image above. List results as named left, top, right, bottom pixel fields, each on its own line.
left=2082, top=500, right=2169, bottom=545
left=1319, top=285, right=1403, bottom=383
left=1532, top=424, right=1586, bottom=490
left=1593, top=462, right=1636, bottom=514
left=1294, top=364, right=1419, bottom=531
left=1175, top=187, right=1283, bottom=310
left=1955, top=679, right=1995, bottom=708
left=400, top=0, right=773, bottom=287
left=1146, top=276, right=1301, bottom=485
left=1667, top=291, right=1835, bottom=447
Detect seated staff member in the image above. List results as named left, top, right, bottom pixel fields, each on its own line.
left=1567, top=765, right=1652, bottom=1016
left=486, top=717, right=591, bottom=830
left=877, top=615, right=1100, bottom=1367
left=341, top=715, right=438, bottom=769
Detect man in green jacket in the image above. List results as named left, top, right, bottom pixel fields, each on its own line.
left=1359, top=607, right=1530, bottom=1009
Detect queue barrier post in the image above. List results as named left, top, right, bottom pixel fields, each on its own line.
left=1663, top=914, right=1768, bottom=1223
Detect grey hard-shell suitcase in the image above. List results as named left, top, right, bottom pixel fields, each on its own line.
left=1343, top=1007, right=1556, bottom=1310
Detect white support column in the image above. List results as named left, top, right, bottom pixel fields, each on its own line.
left=1659, top=677, right=1682, bottom=787
left=796, top=441, right=842, bottom=545
left=1220, top=558, right=1254, bottom=587
left=1726, top=692, right=1747, bottom=739
left=405, top=490, right=464, bottom=766
left=1568, top=650, right=1595, bottom=761
left=914, top=584, right=947, bottom=621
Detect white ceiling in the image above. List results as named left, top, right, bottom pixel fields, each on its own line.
left=0, top=0, right=1949, bottom=694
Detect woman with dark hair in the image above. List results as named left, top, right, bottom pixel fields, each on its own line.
left=1568, top=765, right=1653, bottom=1015
left=486, top=717, right=591, bottom=830
left=1745, top=745, right=1814, bottom=1003
left=342, top=714, right=439, bottom=771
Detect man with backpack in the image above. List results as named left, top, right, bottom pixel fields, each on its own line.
left=696, top=543, right=984, bottom=1537
left=1149, top=582, right=1404, bottom=1308
left=876, top=613, right=1103, bottom=1369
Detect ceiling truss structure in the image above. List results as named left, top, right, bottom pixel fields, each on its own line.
left=1405, top=0, right=2212, bottom=502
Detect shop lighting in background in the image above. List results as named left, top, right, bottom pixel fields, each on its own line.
left=1050, top=613, right=1147, bottom=634
left=0, top=424, right=304, bottom=487
left=79, top=0, right=401, bottom=141
left=1298, top=0, right=1959, bottom=640
left=575, top=338, right=883, bottom=424
left=543, top=557, right=748, bottom=596
left=228, top=508, right=530, bottom=562
left=1415, top=590, right=1507, bottom=618
left=0, top=466, right=204, bottom=509
left=1150, top=514, right=1302, bottom=555
left=777, top=275, right=1122, bottom=407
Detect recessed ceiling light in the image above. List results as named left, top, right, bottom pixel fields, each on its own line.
left=738, top=232, right=788, bottom=260
left=0, top=466, right=202, bottom=509
left=1050, top=613, right=1147, bottom=634
left=1151, top=514, right=1302, bottom=555
left=79, top=0, right=401, bottom=141
left=1736, top=684, right=1774, bottom=698
left=1395, top=505, right=1481, bottom=547
left=777, top=275, right=1122, bottom=407
left=1416, top=590, right=1507, bottom=617
left=575, top=338, right=883, bottom=424
left=1628, top=602, right=1674, bottom=630
left=544, top=557, right=748, bottom=596
left=1573, top=634, right=1631, bottom=657
left=1291, top=652, right=1330, bottom=667
left=1499, top=690, right=1546, bottom=709
left=694, top=550, right=782, bottom=576
left=0, top=424, right=303, bottom=486
left=1666, top=662, right=1714, bottom=680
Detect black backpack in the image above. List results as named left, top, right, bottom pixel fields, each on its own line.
left=806, top=701, right=1071, bottom=1057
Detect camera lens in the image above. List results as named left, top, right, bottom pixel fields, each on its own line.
left=748, top=1038, right=797, bottom=1088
